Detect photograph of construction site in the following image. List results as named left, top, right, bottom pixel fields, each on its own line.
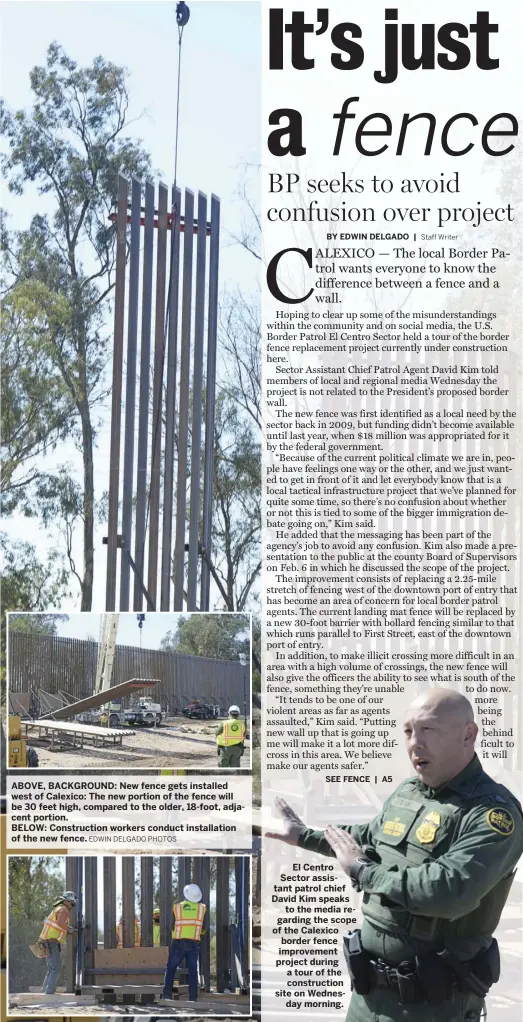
left=7, top=613, right=251, bottom=771
left=7, top=853, right=251, bottom=1015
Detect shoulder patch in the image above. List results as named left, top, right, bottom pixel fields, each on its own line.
left=486, top=807, right=515, bottom=836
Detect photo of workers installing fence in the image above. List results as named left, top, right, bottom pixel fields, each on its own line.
left=7, top=853, right=251, bottom=1015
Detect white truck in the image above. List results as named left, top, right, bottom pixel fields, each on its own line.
left=108, top=697, right=164, bottom=728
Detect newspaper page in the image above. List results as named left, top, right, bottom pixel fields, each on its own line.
left=0, top=3, right=521, bottom=1022
left=1, top=2, right=258, bottom=1018
left=261, top=2, right=522, bottom=1021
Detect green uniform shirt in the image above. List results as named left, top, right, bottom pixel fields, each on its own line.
left=298, top=755, right=523, bottom=963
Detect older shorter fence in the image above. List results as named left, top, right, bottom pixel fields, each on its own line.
left=8, top=632, right=247, bottom=712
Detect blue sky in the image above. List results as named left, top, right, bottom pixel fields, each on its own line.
left=1, top=1, right=261, bottom=261
left=1, top=1, right=261, bottom=610
left=57, top=610, right=249, bottom=648
left=8, top=609, right=250, bottom=647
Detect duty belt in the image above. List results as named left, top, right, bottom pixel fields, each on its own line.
left=371, top=958, right=428, bottom=1002
left=373, top=959, right=414, bottom=987
left=370, top=954, right=485, bottom=1004
left=343, top=929, right=496, bottom=1004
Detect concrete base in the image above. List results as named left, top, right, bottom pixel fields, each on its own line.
left=9, top=990, right=251, bottom=1015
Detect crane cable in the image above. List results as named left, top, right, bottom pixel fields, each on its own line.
left=140, top=2, right=190, bottom=603
left=173, top=2, right=190, bottom=192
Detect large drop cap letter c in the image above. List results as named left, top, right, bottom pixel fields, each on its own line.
left=266, top=247, right=314, bottom=304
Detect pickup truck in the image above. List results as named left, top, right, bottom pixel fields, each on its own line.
left=182, top=700, right=220, bottom=720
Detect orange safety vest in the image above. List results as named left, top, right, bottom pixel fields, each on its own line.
left=172, top=901, right=206, bottom=941
left=216, top=719, right=245, bottom=747
left=117, top=918, right=141, bottom=947
left=40, top=904, right=70, bottom=943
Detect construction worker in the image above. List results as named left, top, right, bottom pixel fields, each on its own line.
left=162, top=883, right=206, bottom=1002
left=99, top=710, right=109, bottom=727
left=117, top=916, right=141, bottom=947
left=38, top=891, right=77, bottom=995
left=216, top=705, right=246, bottom=768
left=153, top=907, right=161, bottom=947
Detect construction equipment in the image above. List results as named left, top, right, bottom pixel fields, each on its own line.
left=182, top=699, right=219, bottom=720
left=39, top=678, right=159, bottom=721
left=108, top=696, right=164, bottom=728
left=7, top=716, right=39, bottom=768
left=21, top=718, right=133, bottom=751
left=76, top=616, right=164, bottom=726
left=94, top=613, right=120, bottom=694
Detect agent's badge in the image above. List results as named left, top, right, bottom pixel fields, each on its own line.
left=383, top=817, right=406, bottom=837
left=486, top=808, right=514, bottom=836
left=416, top=810, right=441, bottom=844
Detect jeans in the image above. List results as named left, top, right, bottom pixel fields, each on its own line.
left=42, top=940, right=61, bottom=994
left=163, top=938, right=200, bottom=1000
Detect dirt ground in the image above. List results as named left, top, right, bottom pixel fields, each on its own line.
left=25, top=718, right=251, bottom=771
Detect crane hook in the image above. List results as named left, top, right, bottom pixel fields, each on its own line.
left=176, top=2, right=190, bottom=28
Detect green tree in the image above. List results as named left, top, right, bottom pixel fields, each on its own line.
left=0, top=536, right=70, bottom=695
left=160, top=613, right=250, bottom=661
left=219, top=289, right=261, bottom=431
left=0, top=273, right=75, bottom=514
left=214, top=171, right=261, bottom=612
left=210, top=392, right=261, bottom=611
left=251, top=614, right=261, bottom=693
left=8, top=612, right=68, bottom=635
left=1, top=43, right=151, bottom=609
left=1, top=534, right=71, bottom=614
left=8, top=856, right=65, bottom=993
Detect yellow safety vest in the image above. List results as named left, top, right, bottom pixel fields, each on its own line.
left=153, top=921, right=161, bottom=946
left=216, top=719, right=245, bottom=747
left=172, top=901, right=206, bottom=941
left=40, top=905, right=70, bottom=943
left=117, top=918, right=141, bottom=947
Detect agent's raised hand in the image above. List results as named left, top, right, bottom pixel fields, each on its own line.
left=324, top=825, right=362, bottom=874
left=265, top=797, right=306, bottom=845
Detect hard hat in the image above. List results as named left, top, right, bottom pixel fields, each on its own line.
left=183, top=883, right=202, bottom=903
left=153, top=907, right=160, bottom=918
left=229, top=705, right=241, bottom=716
left=62, top=891, right=77, bottom=905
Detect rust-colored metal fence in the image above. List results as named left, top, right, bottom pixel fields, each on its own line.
left=8, top=632, right=247, bottom=711
left=63, top=855, right=249, bottom=993
left=106, top=175, right=220, bottom=614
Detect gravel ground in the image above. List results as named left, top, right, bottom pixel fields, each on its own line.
left=8, top=999, right=251, bottom=1016
left=25, top=718, right=251, bottom=771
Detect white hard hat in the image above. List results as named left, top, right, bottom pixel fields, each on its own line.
left=183, top=883, right=202, bottom=903
left=229, top=705, right=241, bottom=716
left=62, top=891, right=77, bottom=905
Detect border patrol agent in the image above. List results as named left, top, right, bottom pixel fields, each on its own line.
left=162, top=883, right=207, bottom=1002
left=268, top=689, right=523, bottom=1021
left=216, top=705, right=246, bottom=768
left=39, top=891, right=77, bottom=994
